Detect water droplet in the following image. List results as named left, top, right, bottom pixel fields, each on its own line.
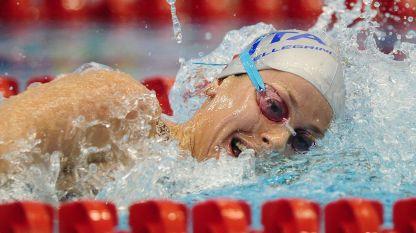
left=205, top=32, right=212, bottom=40
left=363, top=0, right=372, bottom=5
left=89, top=164, right=98, bottom=174
left=167, top=0, right=183, bottom=44
left=408, top=16, right=414, bottom=23
left=405, top=30, right=416, bottom=39
left=373, top=2, right=380, bottom=7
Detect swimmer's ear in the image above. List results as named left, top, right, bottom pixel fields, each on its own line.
left=204, top=79, right=223, bottom=98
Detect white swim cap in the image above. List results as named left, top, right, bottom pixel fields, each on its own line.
left=217, top=30, right=345, bottom=119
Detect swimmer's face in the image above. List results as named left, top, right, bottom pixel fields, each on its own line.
left=188, top=70, right=333, bottom=160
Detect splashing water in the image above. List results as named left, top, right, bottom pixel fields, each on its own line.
left=167, top=0, right=183, bottom=44
left=167, top=0, right=416, bottom=226
left=0, top=0, right=415, bottom=229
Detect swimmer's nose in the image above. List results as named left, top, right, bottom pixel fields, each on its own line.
left=260, top=128, right=291, bottom=153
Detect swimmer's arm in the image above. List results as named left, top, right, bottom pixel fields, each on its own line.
left=0, top=69, right=161, bottom=158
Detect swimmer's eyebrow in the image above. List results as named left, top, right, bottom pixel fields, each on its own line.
left=287, top=90, right=298, bottom=109
left=269, top=82, right=298, bottom=109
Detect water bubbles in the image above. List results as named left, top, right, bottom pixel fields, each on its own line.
left=89, top=164, right=98, bottom=174
left=18, top=52, right=26, bottom=59
left=363, top=0, right=372, bottom=5
left=405, top=30, right=416, bottom=39
left=373, top=1, right=381, bottom=8
left=205, top=32, right=212, bottom=41
left=397, top=34, right=402, bottom=40
left=408, top=16, right=414, bottom=23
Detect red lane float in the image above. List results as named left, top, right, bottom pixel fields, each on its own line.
left=325, top=198, right=383, bottom=233
left=1, top=197, right=416, bottom=232
left=193, top=199, right=251, bottom=233
left=382, top=230, right=399, bottom=233
left=26, top=75, right=55, bottom=88
left=143, top=0, right=186, bottom=25
left=106, top=0, right=142, bottom=23
left=59, top=200, right=118, bottom=233
left=107, top=0, right=187, bottom=24
left=238, top=0, right=323, bottom=29
left=0, top=201, right=54, bottom=233
left=237, top=0, right=287, bottom=26
left=286, top=0, right=324, bottom=30
left=262, top=198, right=320, bottom=233
left=44, top=0, right=101, bottom=22
left=187, top=0, right=238, bottom=22
left=0, top=0, right=42, bottom=22
left=0, top=76, right=19, bottom=98
left=393, top=198, right=416, bottom=233
left=142, top=76, right=174, bottom=116
left=129, top=200, right=187, bottom=233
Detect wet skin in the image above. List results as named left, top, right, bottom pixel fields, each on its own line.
left=0, top=69, right=332, bottom=193
left=0, top=69, right=332, bottom=160
left=0, top=69, right=161, bottom=192
left=173, top=69, right=333, bottom=160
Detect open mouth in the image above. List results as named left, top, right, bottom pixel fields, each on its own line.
left=230, top=136, right=249, bottom=157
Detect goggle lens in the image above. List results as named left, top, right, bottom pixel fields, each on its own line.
left=256, top=85, right=289, bottom=123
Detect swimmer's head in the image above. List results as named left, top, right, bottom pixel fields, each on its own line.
left=175, top=30, right=344, bottom=160
left=218, top=30, right=345, bottom=119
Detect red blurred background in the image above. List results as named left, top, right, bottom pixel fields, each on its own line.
left=0, top=0, right=414, bottom=114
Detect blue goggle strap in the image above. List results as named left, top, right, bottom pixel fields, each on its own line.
left=239, top=50, right=266, bottom=92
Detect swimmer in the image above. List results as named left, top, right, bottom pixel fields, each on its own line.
left=0, top=30, right=344, bottom=194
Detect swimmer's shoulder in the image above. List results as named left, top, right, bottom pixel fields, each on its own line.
left=0, top=69, right=161, bottom=150
left=45, top=69, right=151, bottom=96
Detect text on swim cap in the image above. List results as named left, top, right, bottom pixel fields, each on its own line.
left=249, top=31, right=327, bottom=56
left=252, top=44, right=334, bottom=62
